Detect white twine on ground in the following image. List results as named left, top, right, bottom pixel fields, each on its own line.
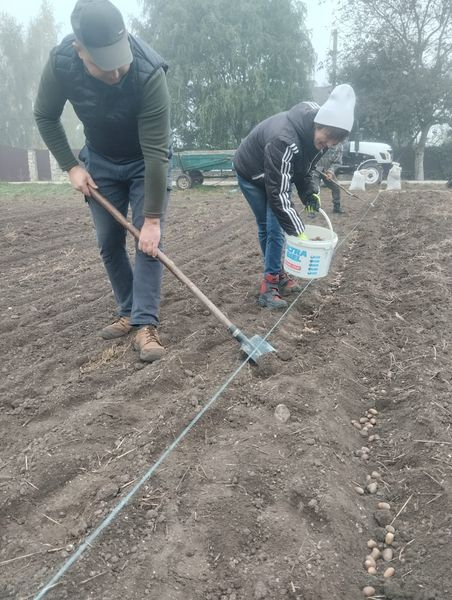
left=32, top=189, right=382, bottom=599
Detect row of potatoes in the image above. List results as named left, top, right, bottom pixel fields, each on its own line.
left=362, top=501, right=397, bottom=597
left=351, top=407, right=398, bottom=597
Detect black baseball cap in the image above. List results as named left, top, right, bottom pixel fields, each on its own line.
left=71, top=0, right=133, bottom=71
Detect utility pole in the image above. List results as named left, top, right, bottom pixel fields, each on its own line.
left=331, top=29, right=338, bottom=87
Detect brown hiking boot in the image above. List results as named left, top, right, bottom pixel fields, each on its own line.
left=134, top=326, right=165, bottom=362
left=101, top=316, right=133, bottom=340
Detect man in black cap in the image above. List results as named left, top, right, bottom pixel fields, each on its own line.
left=34, top=0, right=171, bottom=362
left=312, top=144, right=344, bottom=214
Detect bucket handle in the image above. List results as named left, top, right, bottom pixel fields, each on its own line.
left=304, top=207, right=334, bottom=233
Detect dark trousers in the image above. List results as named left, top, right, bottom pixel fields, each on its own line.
left=323, top=177, right=341, bottom=206
left=79, top=146, right=171, bottom=327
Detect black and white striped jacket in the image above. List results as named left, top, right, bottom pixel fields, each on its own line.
left=234, top=101, right=323, bottom=236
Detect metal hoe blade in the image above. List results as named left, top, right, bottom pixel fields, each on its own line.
left=240, top=334, right=275, bottom=361
left=88, top=189, right=276, bottom=362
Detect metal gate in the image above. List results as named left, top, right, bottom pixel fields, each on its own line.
left=35, top=149, right=52, bottom=180
left=0, top=145, right=29, bottom=182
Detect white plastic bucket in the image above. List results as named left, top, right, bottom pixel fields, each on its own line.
left=284, top=209, right=338, bottom=279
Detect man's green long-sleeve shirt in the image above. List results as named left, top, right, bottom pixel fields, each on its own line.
left=34, top=58, right=170, bottom=218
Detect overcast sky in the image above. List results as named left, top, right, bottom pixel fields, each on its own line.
left=1, top=0, right=338, bottom=84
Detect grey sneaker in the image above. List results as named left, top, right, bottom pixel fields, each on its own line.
left=279, top=271, right=302, bottom=296
left=258, top=275, right=288, bottom=310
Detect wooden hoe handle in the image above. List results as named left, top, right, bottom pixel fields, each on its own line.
left=88, top=187, right=235, bottom=331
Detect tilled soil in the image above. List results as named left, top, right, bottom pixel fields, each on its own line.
left=0, top=183, right=451, bottom=600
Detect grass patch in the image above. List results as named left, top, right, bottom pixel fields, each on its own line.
left=0, top=182, right=74, bottom=201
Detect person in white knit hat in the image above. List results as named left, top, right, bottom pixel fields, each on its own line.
left=234, top=84, right=356, bottom=309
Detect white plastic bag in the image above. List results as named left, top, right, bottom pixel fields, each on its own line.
left=386, top=162, right=402, bottom=190
left=349, top=170, right=366, bottom=191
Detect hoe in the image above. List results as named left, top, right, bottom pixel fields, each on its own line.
left=89, top=187, right=275, bottom=362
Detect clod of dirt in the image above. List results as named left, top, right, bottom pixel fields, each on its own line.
left=96, top=482, right=120, bottom=502
left=307, top=498, right=319, bottom=513
left=383, top=581, right=411, bottom=599
left=374, top=509, right=393, bottom=527
left=70, top=519, right=88, bottom=538
left=276, top=349, right=292, bottom=362
left=355, top=446, right=370, bottom=457
left=375, top=396, right=391, bottom=411
left=254, top=580, right=268, bottom=599
left=252, top=353, right=280, bottom=378
left=74, top=355, right=90, bottom=367
left=9, top=398, right=24, bottom=409
left=274, top=404, right=291, bottom=423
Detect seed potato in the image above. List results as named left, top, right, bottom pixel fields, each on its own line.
left=385, top=532, right=394, bottom=545
left=382, top=547, right=393, bottom=561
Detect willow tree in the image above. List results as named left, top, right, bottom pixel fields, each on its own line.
left=337, top=0, right=452, bottom=179
left=134, top=0, right=314, bottom=148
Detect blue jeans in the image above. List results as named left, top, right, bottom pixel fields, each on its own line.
left=79, top=146, right=171, bottom=327
left=237, top=175, right=285, bottom=276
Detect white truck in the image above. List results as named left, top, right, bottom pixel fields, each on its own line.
left=336, top=140, right=394, bottom=185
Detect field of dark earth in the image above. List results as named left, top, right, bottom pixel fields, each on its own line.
left=0, top=182, right=451, bottom=600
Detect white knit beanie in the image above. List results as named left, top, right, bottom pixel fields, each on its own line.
left=314, top=84, right=356, bottom=132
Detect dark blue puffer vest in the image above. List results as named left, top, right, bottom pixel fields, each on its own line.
left=53, top=34, right=167, bottom=161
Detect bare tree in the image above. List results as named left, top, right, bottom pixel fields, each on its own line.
left=338, top=0, right=452, bottom=179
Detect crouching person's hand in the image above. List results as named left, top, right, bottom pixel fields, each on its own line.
left=303, top=192, right=321, bottom=214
